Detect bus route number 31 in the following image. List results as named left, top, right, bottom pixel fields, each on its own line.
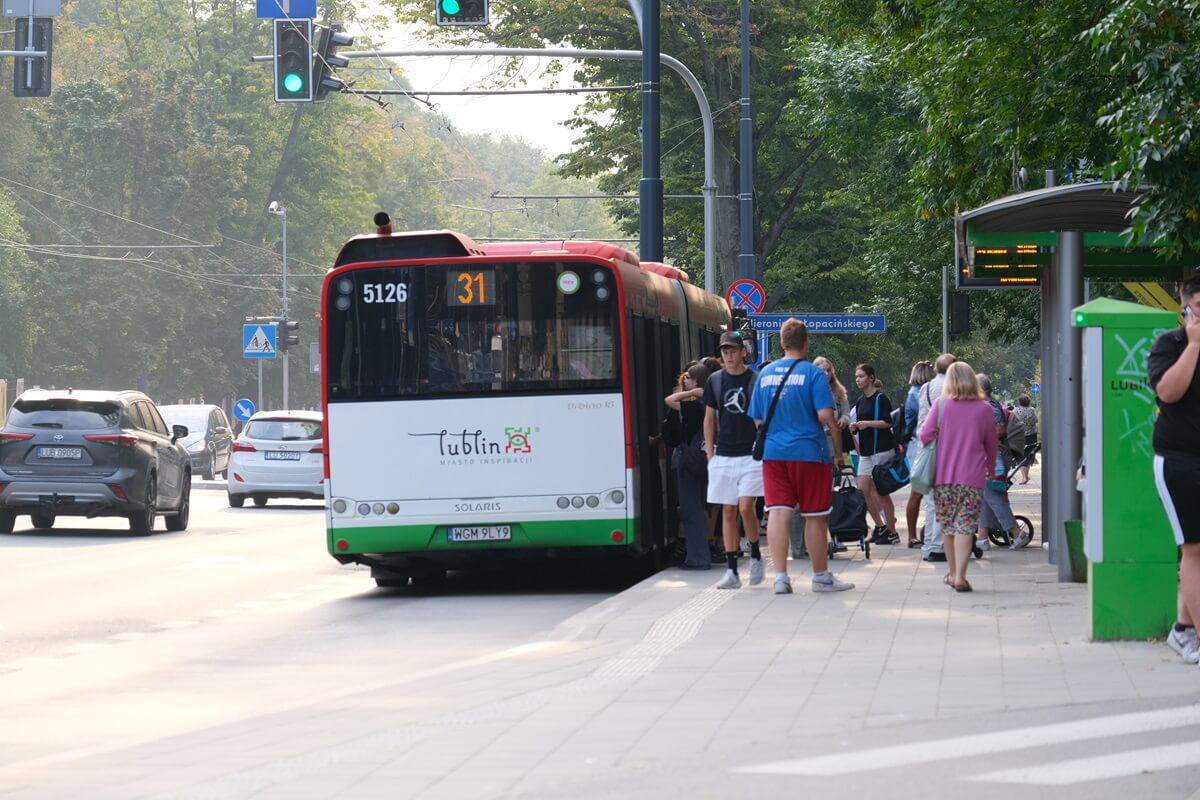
left=362, top=283, right=408, bottom=303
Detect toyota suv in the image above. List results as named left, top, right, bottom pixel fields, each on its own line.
left=0, top=389, right=191, bottom=535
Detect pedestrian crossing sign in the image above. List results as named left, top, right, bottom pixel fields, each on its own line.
left=242, top=323, right=277, bottom=359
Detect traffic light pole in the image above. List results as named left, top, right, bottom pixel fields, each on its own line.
left=280, top=207, right=289, bottom=410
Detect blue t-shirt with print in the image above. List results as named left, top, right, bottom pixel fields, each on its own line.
left=747, top=358, right=835, bottom=463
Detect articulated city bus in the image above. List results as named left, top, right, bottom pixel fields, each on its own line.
left=321, top=214, right=729, bottom=588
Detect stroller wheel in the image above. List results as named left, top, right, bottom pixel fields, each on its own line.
left=988, top=528, right=1010, bottom=547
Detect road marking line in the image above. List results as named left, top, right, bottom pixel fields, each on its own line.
left=969, top=740, right=1200, bottom=785
left=737, top=705, right=1200, bottom=775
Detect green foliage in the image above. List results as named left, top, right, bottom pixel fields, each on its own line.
left=1089, top=0, right=1200, bottom=252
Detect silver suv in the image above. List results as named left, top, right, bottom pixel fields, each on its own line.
left=0, top=389, right=191, bottom=535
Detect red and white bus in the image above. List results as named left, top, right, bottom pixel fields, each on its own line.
left=321, top=214, right=729, bottom=588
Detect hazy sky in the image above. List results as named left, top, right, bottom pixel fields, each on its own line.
left=376, top=23, right=594, bottom=158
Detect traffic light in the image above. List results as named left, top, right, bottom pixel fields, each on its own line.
left=435, top=0, right=489, bottom=26
left=279, top=319, right=300, bottom=351
left=12, top=17, right=52, bottom=98
left=273, top=18, right=313, bottom=103
left=314, top=23, right=354, bottom=102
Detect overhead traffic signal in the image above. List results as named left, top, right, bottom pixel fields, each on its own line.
left=273, top=18, right=313, bottom=103
left=435, top=0, right=489, bottom=26
left=279, top=319, right=300, bottom=351
left=314, top=23, right=354, bottom=101
left=12, top=17, right=53, bottom=98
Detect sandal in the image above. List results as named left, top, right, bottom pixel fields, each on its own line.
left=954, top=580, right=973, bottom=593
left=943, top=574, right=954, bottom=587
left=908, top=539, right=921, bottom=548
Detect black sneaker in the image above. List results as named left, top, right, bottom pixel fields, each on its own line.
left=923, top=551, right=947, bottom=562
left=885, top=530, right=902, bottom=545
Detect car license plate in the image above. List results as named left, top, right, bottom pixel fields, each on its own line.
left=36, top=446, right=82, bottom=460
left=264, top=451, right=302, bottom=461
left=447, top=525, right=512, bottom=543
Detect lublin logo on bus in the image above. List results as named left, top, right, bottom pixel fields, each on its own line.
left=408, top=426, right=534, bottom=465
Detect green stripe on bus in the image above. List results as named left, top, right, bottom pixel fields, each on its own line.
left=327, top=518, right=631, bottom=554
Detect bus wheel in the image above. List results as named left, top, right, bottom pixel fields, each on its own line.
left=410, top=569, right=447, bottom=594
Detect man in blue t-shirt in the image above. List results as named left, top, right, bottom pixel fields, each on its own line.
left=749, top=319, right=855, bottom=595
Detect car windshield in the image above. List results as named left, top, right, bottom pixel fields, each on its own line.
left=161, top=410, right=209, bottom=430
left=244, top=419, right=322, bottom=441
left=7, top=399, right=122, bottom=430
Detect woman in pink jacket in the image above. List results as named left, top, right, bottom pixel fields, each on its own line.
left=918, top=362, right=998, bottom=591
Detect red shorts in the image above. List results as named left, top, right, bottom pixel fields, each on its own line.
left=763, top=460, right=833, bottom=516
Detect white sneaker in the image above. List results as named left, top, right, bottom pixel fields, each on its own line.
left=774, top=574, right=793, bottom=594
left=715, top=569, right=742, bottom=590
left=748, top=558, right=765, bottom=586
left=1167, top=627, right=1200, bottom=664
left=1012, top=529, right=1032, bottom=549
left=976, top=538, right=992, bottom=552
left=739, top=539, right=752, bottom=554
left=811, top=572, right=854, bottom=593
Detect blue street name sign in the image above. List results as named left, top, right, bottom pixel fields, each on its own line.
left=232, top=398, right=256, bottom=423
left=243, top=323, right=277, bottom=359
left=747, top=313, right=887, bottom=334
left=1031, top=382, right=1041, bottom=395
left=256, top=0, right=317, bottom=19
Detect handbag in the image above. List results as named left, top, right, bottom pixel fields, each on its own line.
left=910, top=399, right=942, bottom=495
left=872, top=450, right=911, bottom=495
left=680, top=428, right=708, bottom=477
left=752, top=359, right=802, bottom=461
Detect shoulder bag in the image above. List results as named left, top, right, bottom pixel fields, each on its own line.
left=751, top=359, right=801, bottom=461
left=910, top=399, right=942, bottom=495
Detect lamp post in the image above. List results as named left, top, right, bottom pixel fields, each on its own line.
left=267, top=201, right=289, bottom=409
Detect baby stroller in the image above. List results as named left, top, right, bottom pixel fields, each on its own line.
left=828, top=467, right=870, bottom=559
left=984, top=442, right=1040, bottom=548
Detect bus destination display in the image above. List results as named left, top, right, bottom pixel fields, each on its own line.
left=447, top=269, right=496, bottom=306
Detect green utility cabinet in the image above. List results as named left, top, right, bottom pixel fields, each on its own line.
left=1073, top=298, right=1177, bottom=640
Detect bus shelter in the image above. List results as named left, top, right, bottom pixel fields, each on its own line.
left=955, top=181, right=1196, bottom=581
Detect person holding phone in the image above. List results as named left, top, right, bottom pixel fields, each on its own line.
left=1148, top=275, right=1200, bottom=667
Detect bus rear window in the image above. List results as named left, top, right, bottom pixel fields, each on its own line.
left=325, top=261, right=621, bottom=400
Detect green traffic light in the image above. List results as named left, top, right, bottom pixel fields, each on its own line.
left=283, top=72, right=304, bottom=93
left=441, top=0, right=461, bottom=13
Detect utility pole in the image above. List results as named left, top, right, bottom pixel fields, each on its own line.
left=737, top=0, right=755, bottom=282
left=639, top=0, right=663, bottom=262
left=268, top=201, right=289, bottom=409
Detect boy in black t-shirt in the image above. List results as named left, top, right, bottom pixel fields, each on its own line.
left=703, top=331, right=764, bottom=589
left=1148, top=275, right=1200, bottom=668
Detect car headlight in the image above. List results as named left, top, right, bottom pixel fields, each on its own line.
left=187, top=440, right=206, bottom=453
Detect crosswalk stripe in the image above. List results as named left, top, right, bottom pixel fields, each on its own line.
left=969, top=740, right=1200, bottom=785
left=737, top=705, right=1200, bottom=775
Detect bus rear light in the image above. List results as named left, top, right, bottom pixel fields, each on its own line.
left=231, top=441, right=256, bottom=453
left=372, top=503, right=385, bottom=515
left=336, top=538, right=349, bottom=551
left=357, top=503, right=371, bottom=515
left=586, top=495, right=599, bottom=508
left=111, top=485, right=127, bottom=500
left=609, top=490, right=625, bottom=505
left=556, top=496, right=569, bottom=509
left=387, top=502, right=399, bottom=514
left=83, top=434, right=138, bottom=447
left=332, top=499, right=348, bottom=513
left=0, top=432, right=33, bottom=442
left=611, top=530, right=623, bottom=542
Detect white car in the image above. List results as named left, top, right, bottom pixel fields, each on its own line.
left=227, top=410, right=324, bottom=507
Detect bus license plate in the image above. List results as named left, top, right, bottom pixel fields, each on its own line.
left=447, top=525, right=512, bottom=543
left=36, top=447, right=82, bottom=460
left=264, top=451, right=302, bottom=461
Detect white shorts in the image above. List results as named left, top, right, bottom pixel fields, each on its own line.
left=856, top=448, right=895, bottom=478
left=706, top=455, right=764, bottom=505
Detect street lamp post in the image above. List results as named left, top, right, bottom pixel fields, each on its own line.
left=268, top=201, right=289, bottom=409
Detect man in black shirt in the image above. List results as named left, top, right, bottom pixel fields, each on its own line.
left=1148, top=274, right=1200, bottom=668
left=704, top=331, right=763, bottom=589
